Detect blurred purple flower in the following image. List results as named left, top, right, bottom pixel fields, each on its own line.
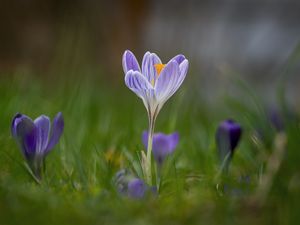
left=216, top=119, right=242, bottom=164
left=11, top=112, right=64, bottom=180
left=114, top=170, right=155, bottom=199
left=123, top=50, right=188, bottom=117
left=269, top=109, right=284, bottom=132
left=142, top=131, right=179, bottom=166
left=127, top=178, right=147, bottom=199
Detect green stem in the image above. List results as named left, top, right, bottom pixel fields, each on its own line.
left=145, top=113, right=156, bottom=185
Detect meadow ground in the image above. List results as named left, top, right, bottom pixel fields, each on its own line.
left=0, top=70, right=299, bottom=225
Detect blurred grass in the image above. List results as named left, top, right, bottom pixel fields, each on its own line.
left=0, top=70, right=299, bottom=225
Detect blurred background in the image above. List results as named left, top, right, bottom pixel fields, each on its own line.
left=1, top=0, right=300, bottom=105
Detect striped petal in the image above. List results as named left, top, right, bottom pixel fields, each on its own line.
left=142, top=52, right=162, bottom=84
left=172, top=59, right=189, bottom=94
left=125, top=70, right=154, bottom=103
left=122, top=50, right=141, bottom=74
left=154, top=60, right=180, bottom=103
left=170, top=54, right=186, bottom=65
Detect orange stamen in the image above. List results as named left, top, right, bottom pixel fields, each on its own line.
left=154, top=64, right=166, bottom=76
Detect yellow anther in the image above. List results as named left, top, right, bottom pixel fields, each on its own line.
left=151, top=79, right=155, bottom=86
left=154, top=64, right=166, bottom=76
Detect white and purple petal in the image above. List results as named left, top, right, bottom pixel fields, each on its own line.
left=171, top=59, right=189, bottom=95
left=122, top=50, right=141, bottom=74
left=142, top=52, right=162, bottom=84
left=154, top=60, right=180, bottom=104
left=125, top=70, right=154, bottom=104
left=170, top=54, right=186, bottom=65
left=46, top=112, right=64, bottom=153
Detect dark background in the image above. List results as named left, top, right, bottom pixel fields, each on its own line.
left=1, top=0, right=300, bottom=103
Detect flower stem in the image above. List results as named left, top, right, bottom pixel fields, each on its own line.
left=145, top=113, right=156, bottom=185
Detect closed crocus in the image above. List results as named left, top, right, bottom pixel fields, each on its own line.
left=123, top=50, right=188, bottom=184
left=11, top=112, right=64, bottom=181
left=216, top=119, right=242, bottom=170
left=142, top=131, right=179, bottom=166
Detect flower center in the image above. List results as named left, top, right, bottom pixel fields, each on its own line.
left=154, top=64, right=166, bottom=76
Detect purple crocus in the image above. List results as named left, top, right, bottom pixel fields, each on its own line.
left=114, top=170, right=152, bottom=199
left=123, top=50, right=188, bottom=117
left=11, top=112, right=64, bottom=180
left=142, top=131, right=179, bottom=166
left=127, top=178, right=147, bottom=199
left=123, top=50, right=188, bottom=184
left=216, top=119, right=242, bottom=166
left=269, top=108, right=284, bottom=132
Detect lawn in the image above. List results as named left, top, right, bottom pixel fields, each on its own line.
left=0, top=68, right=299, bottom=225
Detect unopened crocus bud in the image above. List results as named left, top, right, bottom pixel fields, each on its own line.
left=216, top=119, right=242, bottom=165
left=269, top=109, right=284, bottom=132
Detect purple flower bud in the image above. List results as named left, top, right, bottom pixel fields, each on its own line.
left=216, top=119, right=242, bottom=162
left=269, top=109, right=284, bottom=132
left=11, top=112, right=64, bottom=180
left=142, top=131, right=179, bottom=166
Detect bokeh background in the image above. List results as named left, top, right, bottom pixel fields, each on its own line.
left=1, top=0, right=300, bottom=105
left=1, top=1, right=300, bottom=225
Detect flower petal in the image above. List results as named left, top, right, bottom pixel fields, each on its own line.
left=168, top=132, right=180, bottom=153
left=142, top=131, right=148, bottom=148
left=125, top=70, right=154, bottom=103
left=46, top=112, right=64, bottom=153
left=142, top=131, right=179, bottom=165
left=154, top=60, right=180, bottom=103
left=174, top=59, right=189, bottom=92
left=122, top=50, right=141, bottom=74
left=12, top=113, right=28, bottom=138
left=12, top=114, right=37, bottom=158
left=170, top=54, right=186, bottom=65
left=34, top=115, right=51, bottom=154
left=142, top=52, right=162, bottom=83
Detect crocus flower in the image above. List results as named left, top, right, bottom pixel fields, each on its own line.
left=216, top=119, right=242, bottom=168
left=127, top=178, right=147, bottom=199
left=122, top=50, right=188, bottom=184
left=142, top=131, right=179, bottom=166
left=11, top=112, right=64, bottom=180
left=114, top=169, right=154, bottom=199
left=269, top=108, right=284, bottom=132
left=123, top=50, right=188, bottom=117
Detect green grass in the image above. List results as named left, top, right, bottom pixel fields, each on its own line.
left=0, top=71, right=299, bottom=225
